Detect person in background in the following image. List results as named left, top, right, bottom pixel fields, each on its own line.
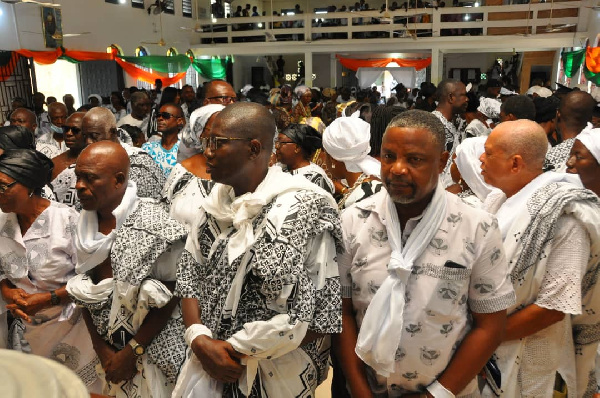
left=46, top=96, right=57, bottom=105
left=119, top=124, right=146, bottom=148
left=446, top=136, right=492, bottom=207
left=180, top=84, right=197, bottom=122
left=36, top=102, right=68, bottom=158
left=369, top=105, right=407, bottom=160
left=116, top=92, right=152, bottom=136
left=498, top=95, right=536, bottom=123
left=63, top=94, right=77, bottom=116
left=142, top=103, right=184, bottom=177
left=0, top=148, right=100, bottom=391
left=321, top=88, right=338, bottom=126
left=533, top=96, right=560, bottom=146
left=3, top=97, right=27, bottom=126
left=110, top=91, right=127, bottom=123
left=276, top=123, right=334, bottom=194
left=32, top=92, right=50, bottom=135
left=8, top=108, right=37, bottom=137
left=87, top=94, right=102, bottom=108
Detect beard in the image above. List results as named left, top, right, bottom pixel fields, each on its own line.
left=383, top=179, right=417, bottom=204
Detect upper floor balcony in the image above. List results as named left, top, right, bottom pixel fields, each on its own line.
left=186, top=0, right=587, bottom=53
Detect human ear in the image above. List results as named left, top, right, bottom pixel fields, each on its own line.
left=439, top=150, right=450, bottom=173
left=248, top=139, right=262, bottom=160
left=114, top=172, right=126, bottom=188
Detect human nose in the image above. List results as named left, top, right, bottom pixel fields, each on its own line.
left=566, top=154, right=575, bottom=170
left=75, top=178, right=85, bottom=191
left=389, top=159, right=409, bottom=175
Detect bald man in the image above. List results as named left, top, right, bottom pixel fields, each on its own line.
left=8, top=107, right=37, bottom=134
left=546, top=90, right=597, bottom=172
left=81, top=107, right=165, bottom=200
left=480, top=120, right=600, bottom=397
left=67, top=141, right=188, bottom=397
left=36, top=102, right=68, bottom=158
left=174, top=102, right=342, bottom=396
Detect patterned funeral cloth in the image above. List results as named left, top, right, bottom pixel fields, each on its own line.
left=0, top=202, right=99, bottom=389
left=141, top=140, right=181, bottom=177
left=67, top=199, right=189, bottom=398
left=175, top=168, right=344, bottom=397
left=545, top=137, right=575, bottom=173
left=36, top=131, right=68, bottom=159
left=289, top=162, right=335, bottom=195
left=340, top=190, right=515, bottom=396
left=121, top=143, right=166, bottom=200
left=52, top=165, right=81, bottom=211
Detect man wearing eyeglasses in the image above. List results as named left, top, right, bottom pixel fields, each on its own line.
left=141, top=104, right=184, bottom=176
left=174, top=102, right=343, bottom=397
left=51, top=112, right=87, bottom=209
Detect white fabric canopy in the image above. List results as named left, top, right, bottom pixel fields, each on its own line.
left=356, top=67, right=416, bottom=89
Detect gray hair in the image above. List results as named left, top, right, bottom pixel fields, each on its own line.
left=130, top=91, right=150, bottom=106
left=385, top=109, right=446, bottom=151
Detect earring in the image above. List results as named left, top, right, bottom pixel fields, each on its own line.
left=295, top=149, right=299, bottom=154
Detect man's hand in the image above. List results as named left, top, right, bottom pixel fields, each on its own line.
left=104, top=346, right=139, bottom=384
left=6, top=292, right=51, bottom=322
left=191, top=335, right=246, bottom=383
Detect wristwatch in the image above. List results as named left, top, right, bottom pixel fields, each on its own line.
left=128, top=338, right=145, bottom=356
left=50, top=290, right=60, bottom=306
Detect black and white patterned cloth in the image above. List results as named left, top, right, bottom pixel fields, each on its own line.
left=176, top=189, right=343, bottom=397
left=122, top=143, right=166, bottom=200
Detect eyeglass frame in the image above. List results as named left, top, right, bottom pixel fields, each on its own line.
left=62, top=125, right=82, bottom=135
left=274, top=140, right=296, bottom=149
left=201, top=136, right=252, bottom=152
left=0, top=180, right=17, bottom=194
left=206, top=95, right=237, bottom=104
left=156, top=111, right=181, bottom=120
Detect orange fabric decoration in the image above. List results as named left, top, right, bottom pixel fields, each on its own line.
left=114, top=57, right=186, bottom=85
left=63, top=49, right=113, bottom=62
left=15, top=48, right=61, bottom=65
left=586, top=47, right=600, bottom=74
left=337, top=55, right=431, bottom=71
left=0, top=52, right=21, bottom=83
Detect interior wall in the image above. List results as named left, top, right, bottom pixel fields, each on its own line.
left=444, top=52, right=513, bottom=80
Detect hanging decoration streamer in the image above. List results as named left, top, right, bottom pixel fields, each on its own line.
left=586, top=47, right=600, bottom=74
left=336, top=55, right=432, bottom=71
left=561, top=49, right=585, bottom=78
left=1, top=47, right=228, bottom=83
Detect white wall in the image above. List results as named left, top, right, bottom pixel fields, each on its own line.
left=0, top=0, right=197, bottom=55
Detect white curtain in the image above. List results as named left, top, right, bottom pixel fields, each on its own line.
left=356, top=67, right=416, bottom=89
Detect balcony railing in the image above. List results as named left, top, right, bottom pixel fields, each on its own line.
left=191, top=1, right=582, bottom=45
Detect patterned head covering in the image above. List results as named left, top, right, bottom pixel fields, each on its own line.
left=181, top=104, right=225, bottom=151
left=322, top=88, right=335, bottom=99
left=295, top=85, right=311, bottom=97
left=576, top=123, right=600, bottom=163
left=323, top=117, right=381, bottom=177
left=268, top=92, right=281, bottom=107
left=477, top=98, right=501, bottom=120
left=0, top=126, right=35, bottom=151
left=0, top=149, right=53, bottom=190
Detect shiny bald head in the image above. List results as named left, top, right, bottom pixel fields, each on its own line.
left=9, top=108, right=37, bottom=133
left=81, top=107, right=118, bottom=144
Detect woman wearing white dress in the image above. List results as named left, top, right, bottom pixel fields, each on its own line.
left=0, top=149, right=99, bottom=390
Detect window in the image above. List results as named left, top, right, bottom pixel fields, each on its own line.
left=167, top=47, right=178, bottom=56
left=182, top=0, right=192, bottom=17
left=135, top=46, right=150, bottom=57
left=132, top=0, right=144, bottom=9
left=164, top=0, right=175, bottom=15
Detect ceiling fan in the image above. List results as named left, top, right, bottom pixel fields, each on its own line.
left=142, top=10, right=169, bottom=46
left=22, top=30, right=91, bottom=39
left=541, top=0, right=576, bottom=33
left=1, top=0, right=60, bottom=6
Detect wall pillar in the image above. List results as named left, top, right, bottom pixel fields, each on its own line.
left=330, top=53, right=337, bottom=87
left=430, top=49, right=443, bottom=85
left=305, top=51, right=313, bottom=87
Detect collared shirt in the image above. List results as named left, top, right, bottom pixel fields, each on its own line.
left=0, top=201, right=78, bottom=295
left=141, top=139, right=180, bottom=176
left=36, top=132, right=67, bottom=158
left=339, top=190, right=515, bottom=396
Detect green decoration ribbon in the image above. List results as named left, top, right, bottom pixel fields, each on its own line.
left=118, top=54, right=191, bottom=74
left=191, top=58, right=227, bottom=80
left=561, top=49, right=585, bottom=78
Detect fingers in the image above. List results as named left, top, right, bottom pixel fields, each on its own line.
left=226, top=346, right=248, bottom=361
left=11, top=308, right=31, bottom=323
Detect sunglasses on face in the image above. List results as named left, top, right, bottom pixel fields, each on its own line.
left=156, top=111, right=179, bottom=120
left=207, top=96, right=237, bottom=104
left=201, top=136, right=252, bottom=151
left=62, top=125, right=82, bottom=134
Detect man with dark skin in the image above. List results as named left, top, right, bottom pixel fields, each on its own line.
left=82, top=107, right=165, bottom=200
left=36, top=102, right=69, bottom=158
left=175, top=102, right=342, bottom=396
left=116, top=92, right=152, bottom=133
left=433, top=79, right=469, bottom=152
left=141, top=103, right=184, bottom=176
left=68, top=141, right=187, bottom=395
left=51, top=112, right=86, bottom=179
left=546, top=90, right=596, bottom=172
left=32, top=92, right=48, bottom=129
left=202, top=80, right=237, bottom=106
left=63, top=94, right=76, bottom=115
left=9, top=108, right=37, bottom=134
left=180, top=84, right=197, bottom=120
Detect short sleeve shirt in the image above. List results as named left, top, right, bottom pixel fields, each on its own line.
left=339, top=190, right=515, bottom=395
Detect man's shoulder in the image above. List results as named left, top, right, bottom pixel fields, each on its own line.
left=123, top=199, right=187, bottom=241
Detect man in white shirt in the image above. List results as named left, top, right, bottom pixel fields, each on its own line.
left=336, top=109, right=514, bottom=397
left=116, top=92, right=152, bottom=136
left=36, top=102, right=68, bottom=159
left=480, top=120, right=600, bottom=397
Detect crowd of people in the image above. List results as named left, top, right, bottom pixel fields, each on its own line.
left=1, top=75, right=600, bottom=398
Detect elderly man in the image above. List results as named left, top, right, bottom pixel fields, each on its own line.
left=545, top=90, right=596, bottom=172
left=36, top=102, right=69, bottom=158
left=116, top=91, right=152, bottom=134
left=173, top=102, right=343, bottom=397
left=141, top=103, right=184, bottom=176
left=480, top=120, right=600, bottom=397
left=82, top=107, right=165, bottom=200
left=51, top=112, right=87, bottom=209
left=66, top=141, right=188, bottom=397
left=335, top=109, right=513, bottom=397
left=8, top=107, right=37, bottom=135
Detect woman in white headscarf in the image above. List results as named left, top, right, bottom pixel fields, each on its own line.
left=322, top=116, right=382, bottom=210
left=161, top=104, right=223, bottom=228
left=447, top=136, right=493, bottom=207
left=566, top=124, right=600, bottom=196
left=465, top=97, right=500, bottom=138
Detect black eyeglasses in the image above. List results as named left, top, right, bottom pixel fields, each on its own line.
left=274, top=140, right=295, bottom=149
left=207, top=96, right=237, bottom=104
left=0, top=181, right=17, bottom=194
left=62, top=125, right=82, bottom=134
left=156, top=111, right=180, bottom=120
left=201, top=136, right=252, bottom=151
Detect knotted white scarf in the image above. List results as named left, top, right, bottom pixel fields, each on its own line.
left=74, top=181, right=139, bottom=274
left=201, top=165, right=336, bottom=266
left=356, top=181, right=447, bottom=377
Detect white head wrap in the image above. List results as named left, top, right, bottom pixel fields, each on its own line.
left=576, top=122, right=600, bottom=163
left=454, top=136, right=493, bottom=201
left=294, top=85, right=311, bottom=97
left=500, top=87, right=517, bottom=96
left=477, top=97, right=501, bottom=119
left=87, top=94, right=102, bottom=104
left=526, top=85, right=552, bottom=98
left=322, top=117, right=381, bottom=177
left=240, top=84, right=253, bottom=96
left=181, top=104, right=225, bottom=150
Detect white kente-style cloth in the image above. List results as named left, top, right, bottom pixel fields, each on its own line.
left=482, top=172, right=600, bottom=398
left=0, top=202, right=100, bottom=389
left=175, top=166, right=343, bottom=397
left=52, top=165, right=80, bottom=211
left=340, top=189, right=514, bottom=396
left=67, top=186, right=189, bottom=398
left=36, top=132, right=67, bottom=158
left=161, top=163, right=215, bottom=230
left=356, top=181, right=448, bottom=377
left=289, top=162, right=335, bottom=195
left=546, top=137, right=576, bottom=173
left=464, top=119, right=491, bottom=139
